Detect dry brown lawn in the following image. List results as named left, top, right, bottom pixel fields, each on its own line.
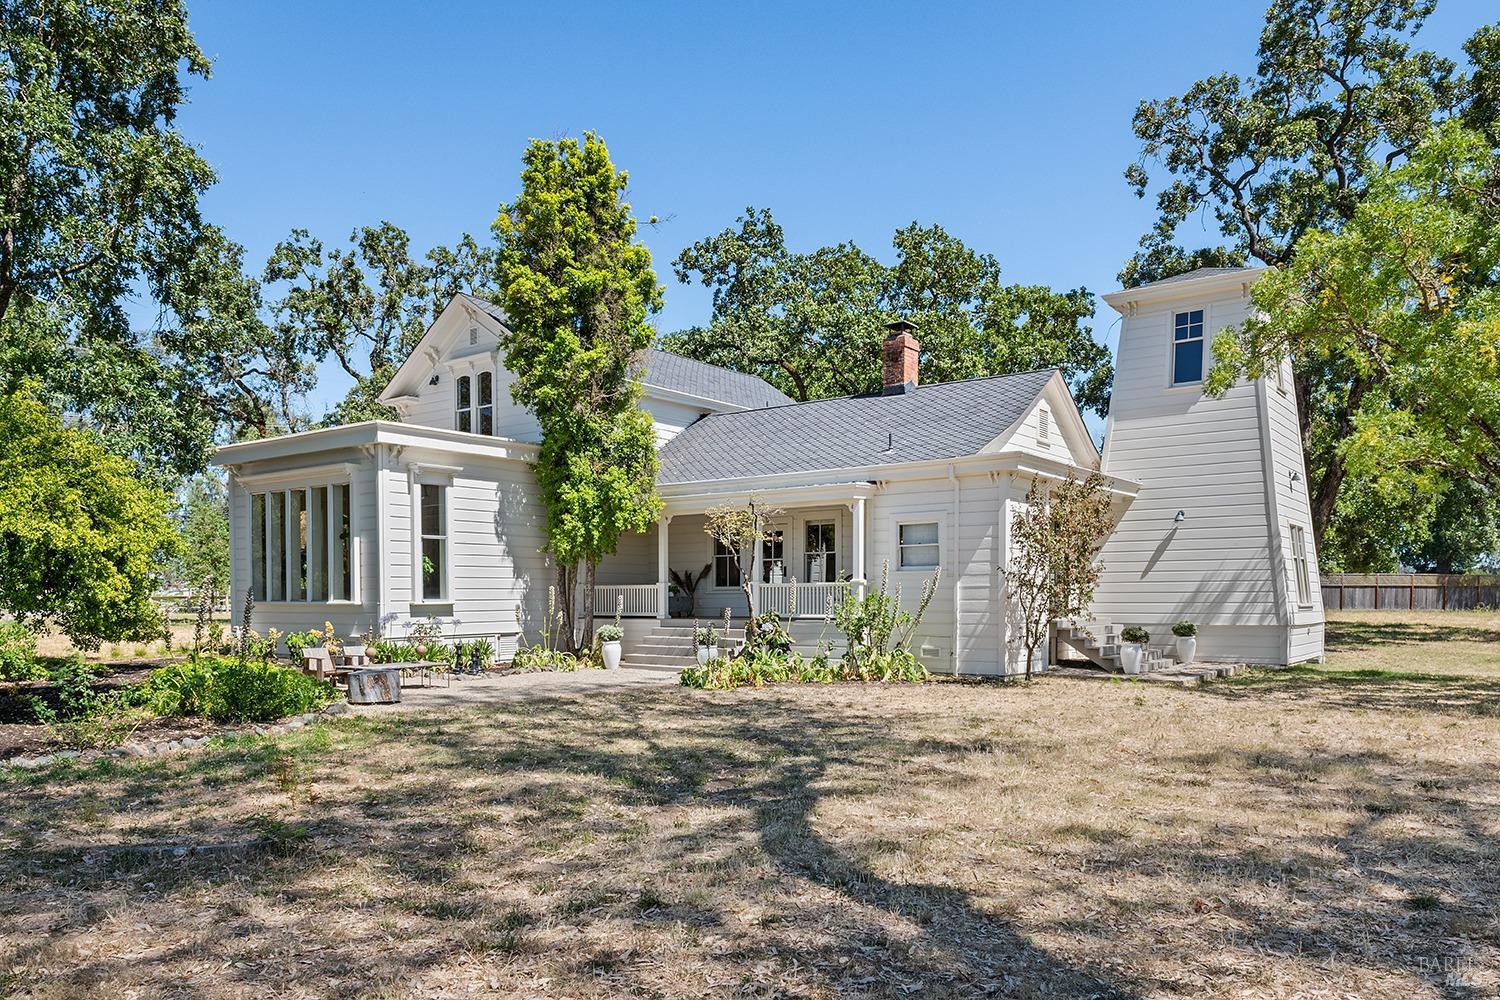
left=1, top=611, right=1496, bottom=998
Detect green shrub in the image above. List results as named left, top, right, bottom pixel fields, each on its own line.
left=1120, top=626, right=1150, bottom=644
left=284, top=629, right=323, bottom=657
left=595, top=625, right=623, bottom=643
left=680, top=648, right=926, bottom=690
left=748, top=614, right=792, bottom=655
left=27, top=655, right=148, bottom=749
left=373, top=640, right=419, bottom=663
left=1171, top=621, right=1197, bottom=638
left=0, top=621, right=42, bottom=684
left=141, top=656, right=335, bottom=723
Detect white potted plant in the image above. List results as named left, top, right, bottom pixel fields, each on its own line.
left=1119, top=626, right=1149, bottom=675
left=1172, top=621, right=1197, bottom=665
left=693, top=624, right=719, bottom=665
left=597, top=624, right=623, bottom=670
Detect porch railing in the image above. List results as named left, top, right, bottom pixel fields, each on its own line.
left=593, top=584, right=661, bottom=618
left=754, top=581, right=857, bottom=620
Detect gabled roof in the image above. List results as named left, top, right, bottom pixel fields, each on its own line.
left=638, top=348, right=793, bottom=410
left=658, top=367, right=1059, bottom=484
left=385, top=293, right=791, bottom=411
left=1132, top=266, right=1253, bottom=288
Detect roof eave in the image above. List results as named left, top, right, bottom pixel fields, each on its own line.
left=1101, top=266, right=1270, bottom=313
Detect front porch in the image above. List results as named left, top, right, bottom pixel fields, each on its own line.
left=591, top=482, right=875, bottom=622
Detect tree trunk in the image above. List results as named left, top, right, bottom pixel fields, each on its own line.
left=555, top=562, right=578, bottom=654
left=580, top=559, right=598, bottom=650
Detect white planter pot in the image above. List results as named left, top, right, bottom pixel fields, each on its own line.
left=696, top=645, right=714, bottom=665
left=1119, top=642, right=1145, bottom=675
left=601, top=640, right=622, bottom=671
left=1175, top=636, right=1197, bottom=665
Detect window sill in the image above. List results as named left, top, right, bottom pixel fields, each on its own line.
left=410, top=600, right=454, bottom=612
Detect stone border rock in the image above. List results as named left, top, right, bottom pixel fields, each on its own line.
left=4, top=699, right=355, bottom=770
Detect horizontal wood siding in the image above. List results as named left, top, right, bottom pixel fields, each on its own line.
left=868, top=477, right=957, bottom=672
left=1094, top=292, right=1282, bottom=640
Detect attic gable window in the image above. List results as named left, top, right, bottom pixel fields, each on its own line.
left=455, top=375, right=472, bottom=432
left=1037, top=406, right=1050, bottom=444
left=1172, top=310, right=1205, bottom=386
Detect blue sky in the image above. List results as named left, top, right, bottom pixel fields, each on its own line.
left=179, top=0, right=1492, bottom=431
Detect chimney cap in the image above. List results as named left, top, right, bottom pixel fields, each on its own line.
left=884, top=318, right=919, bottom=338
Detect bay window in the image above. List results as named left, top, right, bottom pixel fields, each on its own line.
left=248, top=483, right=356, bottom=603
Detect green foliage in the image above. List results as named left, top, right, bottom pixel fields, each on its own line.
left=595, top=625, right=623, bottom=644
left=1121, top=626, right=1150, bottom=644
left=833, top=561, right=940, bottom=671
left=140, top=656, right=335, bottom=723
left=693, top=625, right=720, bottom=648
left=261, top=224, right=494, bottom=427
left=511, top=644, right=599, bottom=672
left=171, top=476, right=230, bottom=595
left=747, top=615, right=792, bottom=656
left=491, top=133, right=664, bottom=650
left=1207, top=123, right=1500, bottom=557
left=680, top=648, right=926, bottom=691
left=666, top=209, right=1112, bottom=414
left=1123, top=1, right=1496, bottom=566
left=372, top=640, right=419, bottom=664
left=458, top=637, right=497, bottom=666
left=283, top=630, right=324, bottom=658
left=1122, top=0, right=1468, bottom=284
left=0, top=389, right=177, bottom=647
left=26, top=655, right=147, bottom=749
left=0, top=621, right=41, bottom=684
left=1171, top=622, right=1198, bottom=638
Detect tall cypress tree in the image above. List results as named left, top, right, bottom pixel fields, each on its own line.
left=492, top=134, right=664, bottom=651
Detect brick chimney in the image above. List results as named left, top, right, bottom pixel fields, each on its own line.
left=882, top=320, right=920, bottom=394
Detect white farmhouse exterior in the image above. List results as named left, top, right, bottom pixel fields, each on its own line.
left=215, top=268, right=1324, bottom=674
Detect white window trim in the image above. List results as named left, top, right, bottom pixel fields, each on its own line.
left=895, top=519, right=941, bottom=572
left=410, top=465, right=458, bottom=605
left=1290, top=523, right=1313, bottom=608
left=1169, top=307, right=1206, bottom=388
left=246, top=478, right=359, bottom=606
left=803, top=519, right=837, bottom=583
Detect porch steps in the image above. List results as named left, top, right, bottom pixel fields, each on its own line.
left=1056, top=621, right=1177, bottom=675
left=620, top=624, right=747, bottom=673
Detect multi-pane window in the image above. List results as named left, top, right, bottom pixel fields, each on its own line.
left=805, top=522, right=836, bottom=582
left=760, top=529, right=785, bottom=582
left=477, top=371, right=494, bottom=436
left=455, top=375, right=472, bottom=432
left=713, top=538, right=736, bottom=588
left=1172, top=309, right=1205, bottom=385
left=898, top=522, right=940, bottom=570
left=1290, top=523, right=1312, bottom=606
left=420, top=484, right=447, bottom=601
left=249, top=486, right=353, bottom=603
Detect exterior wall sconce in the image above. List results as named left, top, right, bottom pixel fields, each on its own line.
left=429, top=373, right=440, bottom=386
left=1174, top=510, right=1187, bottom=523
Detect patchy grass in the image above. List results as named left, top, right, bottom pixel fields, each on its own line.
left=0, top=615, right=1496, bottom=998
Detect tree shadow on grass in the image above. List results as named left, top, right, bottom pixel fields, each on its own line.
left=0, top=693, right=1137, bottom=999
left=1326, top=619, right=1500, bottom=651
left=1197, top=665, right=1500, bottom=718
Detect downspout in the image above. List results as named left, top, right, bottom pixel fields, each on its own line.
left=949, top=464, right=960, bottom=674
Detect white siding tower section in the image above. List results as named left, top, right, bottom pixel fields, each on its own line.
left=1093, top=269, right=1324, bottom=665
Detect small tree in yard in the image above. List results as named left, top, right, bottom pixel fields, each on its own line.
left=1006, top=468, right=1116, bottom=679
left=703, top=495, right=783, bottom=640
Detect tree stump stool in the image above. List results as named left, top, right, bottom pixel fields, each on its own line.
left=347, top=667, right=401, bottom=705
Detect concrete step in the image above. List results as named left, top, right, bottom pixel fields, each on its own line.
left=620, top=660, right=688, bottom=674
left=621, top=653, right=699, bottom=668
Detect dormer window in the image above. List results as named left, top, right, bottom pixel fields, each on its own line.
left=455, top=375, right=472, bottom=432
left=1172, top=309, right=1205, bottom=386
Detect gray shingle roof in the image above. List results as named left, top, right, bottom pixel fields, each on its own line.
left=1134, top=266, right=1251, bottom=287
left=658, top=368, right=1057, bottom=484
left=639, top=348, right=793, bottom=409
left=462, top=294, right=791, bottom=410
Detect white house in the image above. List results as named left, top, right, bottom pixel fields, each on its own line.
left=215, top=267, right=1324, bottom=674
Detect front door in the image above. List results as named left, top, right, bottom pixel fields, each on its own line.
left=804, top=521, right=836, bottom=583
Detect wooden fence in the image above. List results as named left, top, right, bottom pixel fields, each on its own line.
left=1321, top=574, right=1500, bottom=611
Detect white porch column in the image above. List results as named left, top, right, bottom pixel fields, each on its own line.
left=656, top=515, right=671, bottom=620
left=851, top=496, right=867, bottom=596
